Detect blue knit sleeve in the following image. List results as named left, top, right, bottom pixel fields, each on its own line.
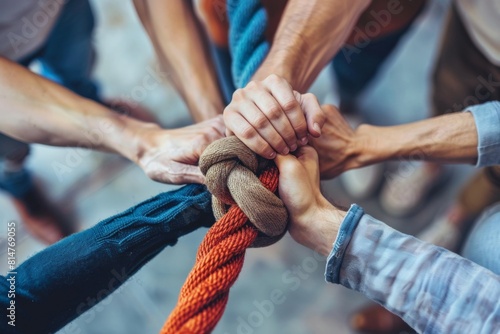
left=0, top=184, right=214, bottom=334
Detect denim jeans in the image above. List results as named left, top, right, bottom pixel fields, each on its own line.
left=0, top=184, right=214, bottom=334
left=0, top=0, right=99, bottom=197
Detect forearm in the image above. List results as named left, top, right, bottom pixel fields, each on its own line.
left=0, top=57, right=153, bottom=164
left=0, top=184, right=213, bottom=334
left=326, top=206, right=500, bottom=333
left=134, top=0, right=223, bottom=122
left=252, top=0, right=370, bottom=91
left=353, top=112, right=479, bottom=167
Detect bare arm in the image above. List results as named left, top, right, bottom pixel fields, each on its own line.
left=0, top=57, right=225, bottom=184
left=223, top=0, right=370, bottom=158
left=134, top=0, right=224, bottom=122
left=312, top=106, right=480, bottom=179
left=0, top=58, right=145, bottom=158
left=356, top=112, right=478, bottom=165
left=252, top=0, right=371, bottom=91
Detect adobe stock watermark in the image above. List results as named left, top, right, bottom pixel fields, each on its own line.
left=383, top=70, right=500, bottom=189
left=341, top=0, right=413, bottom=64
left=443, top=73, right=500, bottom=113
left=7, top=0, right=68, bottom=56
left=51, top=64, right=169, bottom=183
left=225, top=249, right=326, bottom=334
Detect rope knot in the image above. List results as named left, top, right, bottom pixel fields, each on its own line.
left=200, top=136, right=288, bottom=247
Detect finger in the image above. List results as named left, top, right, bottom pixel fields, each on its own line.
left=237, top=101, right=290, bottom=155
left=298, top=93, right=326, bottom=138
left=246, top=83, right=298, bottom=152
left=295, top=146, right=320, bottom=182
left=207, top=115, right=226, bottom=137
left=320, top=104, right=338, bottom=116
left=274, top=153, right=300, bottom=177
left=170, top=163, right=206, bottom=184
left=263, top=75, right=308, bottom=144
left=224, top=110, right=277, bottom=159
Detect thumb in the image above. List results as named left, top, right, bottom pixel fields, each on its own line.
left=274, top=153, right=299, bottom=176
left=296, top=92, right=326, bottom=138
left=156, top=163, right=206, bottom=184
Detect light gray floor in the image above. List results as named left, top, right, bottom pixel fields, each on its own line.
left=0, top=0, right=475, bottom=333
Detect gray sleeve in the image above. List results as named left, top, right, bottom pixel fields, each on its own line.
left=325, top=206, right=500, bottom=334
left=467, top=101, right=500, bottom=167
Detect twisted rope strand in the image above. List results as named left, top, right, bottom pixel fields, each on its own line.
left=161, top=166, right=279, bottom=333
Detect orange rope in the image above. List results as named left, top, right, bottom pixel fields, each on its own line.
left=161, top=166, right=279, bottom=333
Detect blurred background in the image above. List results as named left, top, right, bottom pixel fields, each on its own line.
left=0, top=0, right=475, bottom=333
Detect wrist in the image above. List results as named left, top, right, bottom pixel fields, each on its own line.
left=101, top=113, right=161, bottom=164
left=314, top=203, right=346, bottom=257
left=352, top=124, right=392, bottom=168
left=251, top=49, right=311, bottom=92
left=292, top=199, right=345, bottom=257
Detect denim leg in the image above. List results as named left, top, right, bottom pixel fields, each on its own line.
left=0, top=184, right=214, bottom=334
left=36, top=0, right=101, bottom=102
left=332, top=25, right=413, bottom=109
left=461, top=202, right=500, bottom=275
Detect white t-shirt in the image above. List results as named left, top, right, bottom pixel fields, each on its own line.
left=0, top=0, right=63, bottom=61
left=456, top=0, right=500, bottom=66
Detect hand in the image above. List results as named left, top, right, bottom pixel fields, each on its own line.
left=223, top=74, right=326, bottom=159
left=310, top=104, right=362, bottom=179
left=135, top=116, right=225, bottom=184
left=274, top=146, right=346, bottom=256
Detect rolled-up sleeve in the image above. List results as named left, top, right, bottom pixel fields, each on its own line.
left=325, top=205, right=500, bottom=333
left=467, top=101, right=500, bottom=167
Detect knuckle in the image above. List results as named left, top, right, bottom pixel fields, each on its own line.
left=284, top=130, right=297, bottom=144
left=232, top=88, right=244, bottom=101
left=303, top=92, right=318, bottom=103
left=274, top=140, right=288, bottom=153
left=253, top=114, right=268, bottom=128
left=295, top=119, right=308, bottom=133
left=239, top=125, right=256, bottom=139
left=246, top=80, right=259, bottom=90
left=264, top=104, right=282, bottom=120
left=261, top=146, right=274, bottom=158
left=282, top=98, right=299, bottom=112
left=265, top=73, right=280, bottom=84
left=223, top=106, right=235, bottom=118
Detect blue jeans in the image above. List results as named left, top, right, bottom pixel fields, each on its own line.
left=461, top=202, right=500, bottom=275
left=0, top=0, right=99, bottom=197
left=0, top=184, right=214, bottom=334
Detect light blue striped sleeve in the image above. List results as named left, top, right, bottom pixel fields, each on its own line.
left=325, top=205, right=500, bottom=334
left=467, top=101, right=500, bottom=167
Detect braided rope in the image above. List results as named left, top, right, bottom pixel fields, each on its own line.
left=161, top=1, right=273, bottom=332
left=161, top=166, right=279, bottom=333
left=227, top=0, right=270, bottom=88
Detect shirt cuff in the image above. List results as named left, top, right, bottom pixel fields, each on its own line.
left=466, top=101, right=500, bottom=167
left=324, top=204, right=364, bottom=284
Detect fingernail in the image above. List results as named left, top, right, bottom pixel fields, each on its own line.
left=300, top=137, right=308, bottom=145
left=269, top=152, right=277, bottom=159
left=282, top=147, right=290, bottom=155
left=313, top=122, right=321, bottom=135
left=290, top=144, right=297, bottom=151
